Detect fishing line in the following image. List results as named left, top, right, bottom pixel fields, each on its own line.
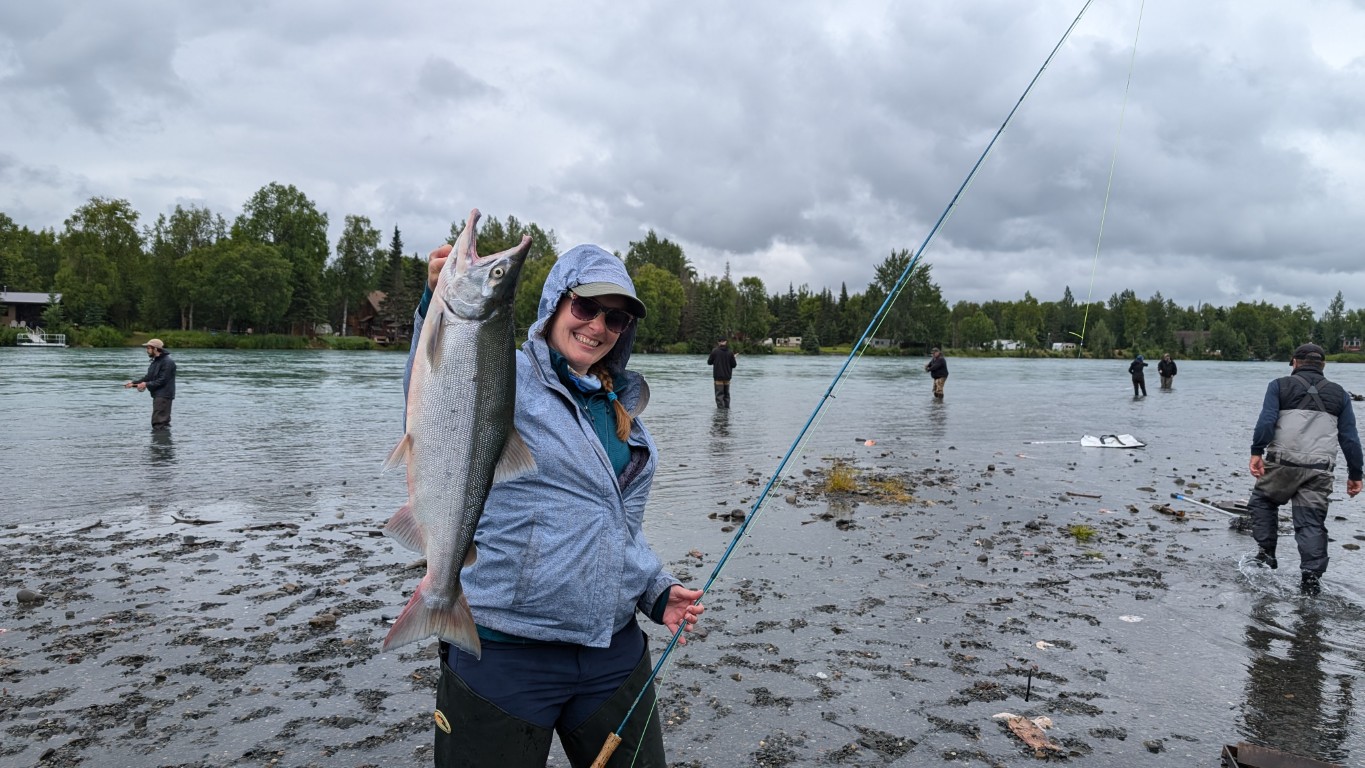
left=593, top=2, right=1100, bottom=764
left=1072, top=0, right=1146, bottom=356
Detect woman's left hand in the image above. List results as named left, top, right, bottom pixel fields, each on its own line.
left=663, top=586, right=704, bottom=644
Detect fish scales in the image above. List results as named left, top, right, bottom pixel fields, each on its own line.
left=381, top=209, right=534, bottom=657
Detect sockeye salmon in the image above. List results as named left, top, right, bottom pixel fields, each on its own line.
left=381, top=209, right=535, bottom=656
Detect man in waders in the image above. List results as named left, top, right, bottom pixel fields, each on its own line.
left=925, top=347, right=948, bottom=398
left=707, top=338, right=738, bottom=408
left=124, top=339, right=176, bottom=430
left=1247, top=343, right=1362, bottom=595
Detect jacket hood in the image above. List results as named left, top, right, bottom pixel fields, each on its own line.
left=530, top=244, right=640, bottom=374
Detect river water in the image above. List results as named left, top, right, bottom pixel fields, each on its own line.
left=2, top=348, right=1364, bottom=765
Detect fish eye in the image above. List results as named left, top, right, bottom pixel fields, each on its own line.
left=491, top=266, right=505, bottom=278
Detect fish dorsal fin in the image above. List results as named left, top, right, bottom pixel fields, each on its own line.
left=383, top=432, right=414, bottom=471
left=627, top=378, right=650, bottom=419
left=493, top=429, right=537, bottom=484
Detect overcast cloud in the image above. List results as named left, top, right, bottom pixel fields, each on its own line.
left=3, top=1, right=1365, bottom=312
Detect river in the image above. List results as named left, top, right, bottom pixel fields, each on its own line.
left=2, top=347, right=1363, bottom=766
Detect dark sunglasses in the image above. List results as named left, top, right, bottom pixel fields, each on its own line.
left=568, top=293, right=636, bottom=333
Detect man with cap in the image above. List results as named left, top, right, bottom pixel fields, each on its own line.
left=1247, top=342, right=1362, bottom=595
left=925, top=347, right=948, bottom=399
left=124, top=339, right=177, bottom=430
left=707, top=338, right=738, bottom=408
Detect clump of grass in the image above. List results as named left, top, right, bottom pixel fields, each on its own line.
left=323, top=335, right=378, bottom=351
left=823, top=462, right=858, bottom=494
left=1067, top=524, right=1097, bottom=543
left=869, top=478, right=912, bottom=504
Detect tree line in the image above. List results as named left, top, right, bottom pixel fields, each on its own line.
left=4, top=184, right=1364, bottom=358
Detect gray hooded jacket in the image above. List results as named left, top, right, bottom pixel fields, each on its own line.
left=407, top=244, right=678, bottom=647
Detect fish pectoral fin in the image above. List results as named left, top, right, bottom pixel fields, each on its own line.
left=382, top=433, right=414, bottom=471
left=493, top=429, right=537, bottom=484
left=423, top=295, right=449, bottom=370
left=627, top=378, right=650, bottom=418
left=383, top=503, right=426, bottom=552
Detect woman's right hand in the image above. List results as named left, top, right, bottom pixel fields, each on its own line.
left=427, top=243, right=453, bottom=291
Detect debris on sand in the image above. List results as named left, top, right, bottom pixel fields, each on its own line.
left=1004, top=715, right=1066, bottom=757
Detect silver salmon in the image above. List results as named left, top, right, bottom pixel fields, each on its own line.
left=381, top=209, right=535, bottom=656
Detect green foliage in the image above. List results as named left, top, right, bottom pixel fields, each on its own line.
left=1085, top=318, right=1115, bottom=358
left=233, top=182, right=330, bottom=331
left=633, top=263, right=687, bottom=352
left=327, top=214, right=384, bottom=335
left=822, top=462, right=858, bottom=493
left=12, top=195, right=1365, bottom=357
left=1208, top=320, right=1248, bottom=360
left=147, top=204, right=227, bottom=331
left=1067, top=524, right=1098, bottom=543
left=800, top=323, right=821, bottom=354
left=323, top=335, right=378, bottom=350
left=157, top=330, right=235, bottom=349
left=153, top=330, right=309, bottom=350
left=960, top=311, right=997, bottom=348
left=735, top=276, right=773, bottom=345
left=625, top=230, right=695, bottom=283
left=40, top=298, right=66, bottom=331
left=208, top=241, right=294, bottom=333
left=72, top=325, right=126, bottom=347
left=0, top=327, right=19, bottom=346
left=55, top=198, right=144, bottom=329
left=234, top=333, right=310, bottom=350
left=869, top=252, right=950, bottom=348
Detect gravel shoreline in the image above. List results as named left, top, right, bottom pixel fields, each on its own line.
left=4, top=444, right=1359, bottom=767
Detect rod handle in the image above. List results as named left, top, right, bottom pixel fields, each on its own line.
left=590, top=733, right=622, bottom=768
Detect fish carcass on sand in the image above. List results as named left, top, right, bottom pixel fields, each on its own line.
left=381, top=209, right=535, bottom=657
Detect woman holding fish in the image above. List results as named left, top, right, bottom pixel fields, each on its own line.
left=399, top=219, right=703, bottom=767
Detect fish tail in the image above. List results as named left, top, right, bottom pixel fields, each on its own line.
left=381, top=576, right=482, bottom=658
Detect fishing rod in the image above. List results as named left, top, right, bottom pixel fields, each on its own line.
left=591, top=2, right=1100, bottom=764
left=1071, top=0, right=1145, bottom=357
left=1169, top=492, right=1243, bottom=518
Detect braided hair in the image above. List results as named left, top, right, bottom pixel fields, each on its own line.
left=590, top=363, right=633, bottom=441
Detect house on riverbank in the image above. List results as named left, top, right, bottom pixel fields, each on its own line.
left=0, top=289, right=61, bottom=329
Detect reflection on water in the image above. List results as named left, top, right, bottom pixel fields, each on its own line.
left=710, top=408, right=730, bottom=441
left=1241, top=598, right=1358, bottom=765
left=148, top=429, right=175, bottom=465
left=825, top=496, right=854, bottom=521
left=927, top=396, right=948, bottom=441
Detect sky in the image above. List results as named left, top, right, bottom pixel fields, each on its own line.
left=3, top=1, right=1365, bottom=314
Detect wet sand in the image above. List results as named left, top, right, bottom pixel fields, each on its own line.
left=4, top=442, right=1362, bottom=767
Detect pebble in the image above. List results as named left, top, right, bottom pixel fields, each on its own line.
left=17, top=588, right=43, bottom=605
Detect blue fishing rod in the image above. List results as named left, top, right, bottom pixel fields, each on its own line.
left=591, top=2, right=1099, bottom=764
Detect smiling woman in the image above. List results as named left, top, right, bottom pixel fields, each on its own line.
left=409, top=239, right=702, bottom=767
